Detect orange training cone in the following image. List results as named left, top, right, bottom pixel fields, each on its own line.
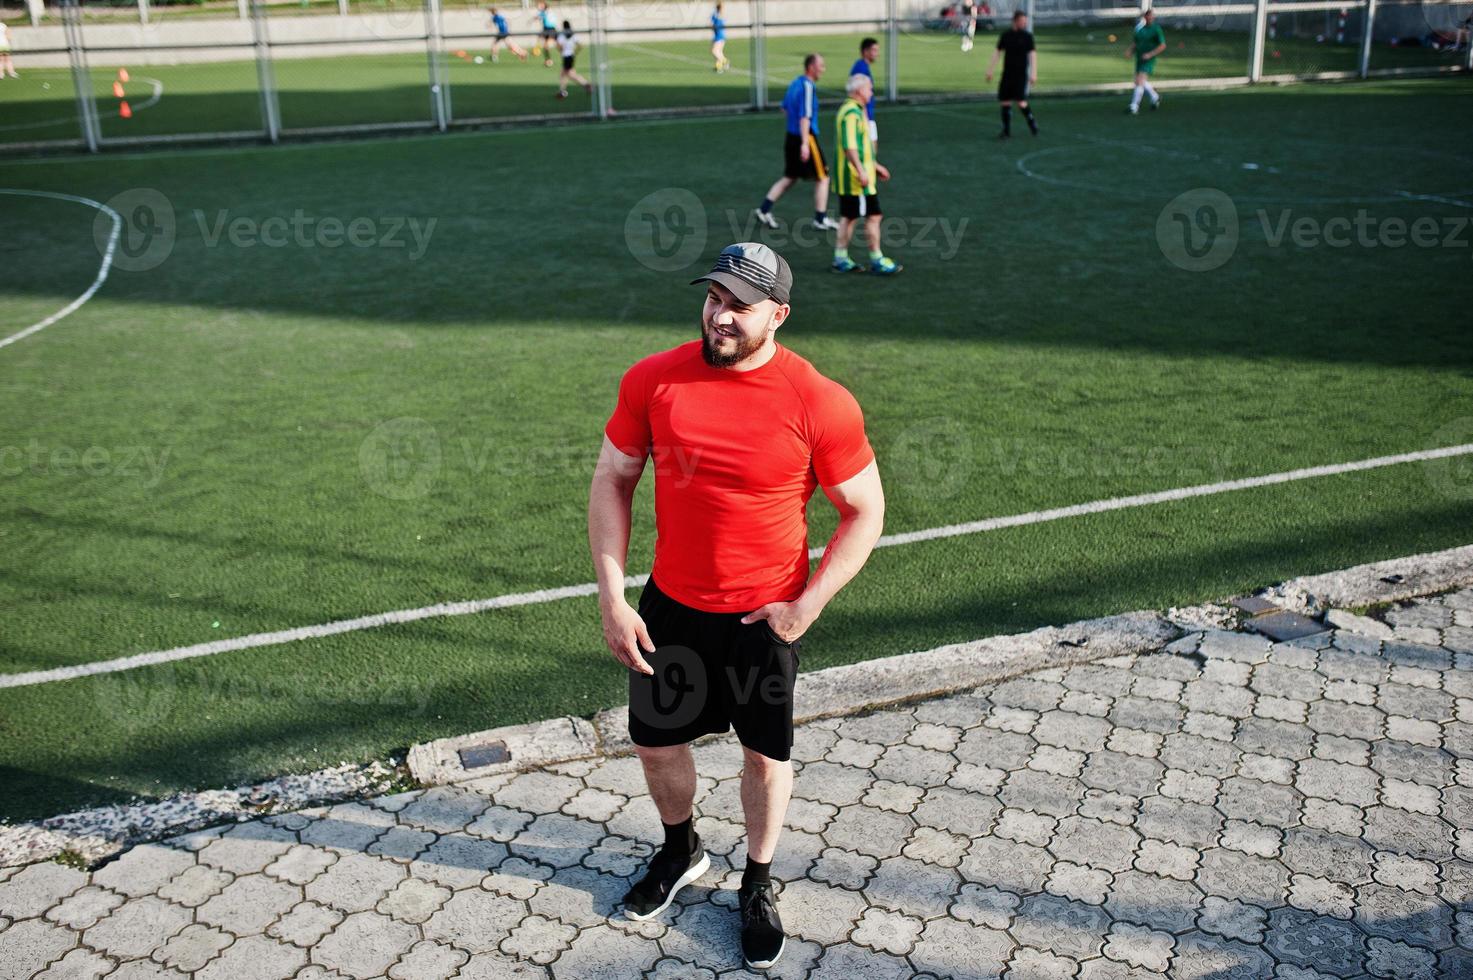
left=118, top=68, right=130, bottom=82
left=120, top=101, right=132, bottom=119
left=112, top=81, right=125, bottom=98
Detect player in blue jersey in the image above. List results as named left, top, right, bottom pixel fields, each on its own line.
left=848, top=37, right=880, bottom=151
left=487, top=7, right=527, bottom=63
left=711, top=3, right=730, bottom=73
left=753, top=55, right=841, bottom=233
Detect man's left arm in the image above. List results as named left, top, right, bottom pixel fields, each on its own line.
left=741, top=459, right=885, bottom=641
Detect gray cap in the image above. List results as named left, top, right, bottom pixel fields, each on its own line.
left=690, top=242, right=793, bottom=305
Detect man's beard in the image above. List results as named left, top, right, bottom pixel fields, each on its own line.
left=700, top=321, right=767, bottom=367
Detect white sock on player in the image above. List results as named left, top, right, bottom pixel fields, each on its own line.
left=1130, top=84, right=1144, bottom=109
left=1143, top=82, right=1159, bottom=104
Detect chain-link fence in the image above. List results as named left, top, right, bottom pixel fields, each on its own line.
left=0, top=0, right=1467, bottom=152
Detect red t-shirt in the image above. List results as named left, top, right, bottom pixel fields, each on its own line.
left=604, top=340, right=874, bottom=613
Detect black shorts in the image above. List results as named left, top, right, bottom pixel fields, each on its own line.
left=783, top=131, right=828, bottom=181
left=495, top=32, right=509, bottom=41
left=541, top=28, right=557, bottom=40
left=999, top=73, right=1029, bottom=102
left=838, top=193, right=881, bottom=219
left=627, top=577, right=800, bottom=762
left=562, top=54, right=575, bottom=69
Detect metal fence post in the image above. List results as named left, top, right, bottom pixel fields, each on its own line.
left=239, top=0, right=249, bottom=20
left=61, top=0, right=100, bottom=153
left=138, top=0, right=150, bottom=25
left=1356, top=0, right=1375, bottom=77
left=424, top=0, right=449, bottom=130
left=886, top=0, right=898, bottom=102
left=752, top=0, right=766, bottom=110
left=591, top=0, right=612, bottom=120
left=1249, top=0, right=1268, bottom=80
left=250, top=0, right=281, bottom=142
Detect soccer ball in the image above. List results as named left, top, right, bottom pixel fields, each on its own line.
left=474, top=56, right=484, bottom=64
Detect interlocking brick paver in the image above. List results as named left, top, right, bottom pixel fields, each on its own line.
left=32, top=946, right=115, bottom=980
left=310, top=909, right=416, bottom=979
left=83, top=894, right=192, bottom=960
left=0, top=861, right=87, bottom=920
left=196, top=934, right=307, bottom=980
left=151, top=922, right=233, bottom=973
left=10, top=593, right=1473, bottom=979
left=197, top=872, right=300, bottom=936
left=3, top=917, right=78, bottom=979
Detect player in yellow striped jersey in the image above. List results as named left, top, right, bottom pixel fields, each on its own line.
left=832, top=74, right=900, bottom=275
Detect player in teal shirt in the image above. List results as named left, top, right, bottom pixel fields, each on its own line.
left=1127, top=9, right=1166, bottom=114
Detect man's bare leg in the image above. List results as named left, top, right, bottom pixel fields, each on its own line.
left=636, top=742, right=696, bottom=823
left=739, top=744, right=792, bottom=864
left=622, top=742, right=707, bottom=921
left=764, top=175, right=796, bottom=205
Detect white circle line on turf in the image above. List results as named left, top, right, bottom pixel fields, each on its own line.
left=2, top=441, right=1471, bottom=690
left=1018, top=135, right=1473, bottom=208
left=0, top=76, right=163, bottom=134
left=0, top=189, right=120, bottom=351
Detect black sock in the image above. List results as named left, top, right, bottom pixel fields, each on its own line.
left=815, top=210, right=825, bottom=223
left=759, top=198, right=774, bottom=214
left=661, top=816, right=696, bottom=857
left=741, top=857, right=771, bottom=890
left=1022, top=106, right=1036, bottom=131
left=1000, top=105, right=1012, bottom=134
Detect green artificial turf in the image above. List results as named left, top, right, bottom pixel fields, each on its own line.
left=0, top=79, right=1471, bottom=821
left=0, top=24, right=1461, bottom=145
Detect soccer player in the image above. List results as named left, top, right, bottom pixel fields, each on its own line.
left=711, top=3, right=730, bottom=73
left=487, top=7, right=527, bottom=63
left=833, top=74, right=899, bottom=275
left=591, top=240, right=884, bottom=971
left=1127, top=8, right=1165, bottom=113
left=0, top=22, right=16, bottom=80
left=985, top=9, right=1038, bottom=138
left=555, top=21, right=592, bottom=98
left=960, top=0, right=978, bottom=51
left=849, top=37, right=880, bottom=150
left=754, top=55, right=840, bottom=233
left=533, top=1, right=558, bottom=67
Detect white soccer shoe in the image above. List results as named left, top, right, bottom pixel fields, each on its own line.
left=753, top=208, right=780, bottom=230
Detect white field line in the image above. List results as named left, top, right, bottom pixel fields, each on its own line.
left=2, top=442, right=1471, bottom=690
left=0, top=190, right=120, bottom=351
left=616, top=41, right=789, bottom=88
left=0, top=76, right=163, bottom=134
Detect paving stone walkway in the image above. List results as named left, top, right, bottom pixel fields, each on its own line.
left=4, top=589, right=1473, bottom=979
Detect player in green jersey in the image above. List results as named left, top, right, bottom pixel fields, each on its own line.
left=1127, top=9, right=1166, bottom=114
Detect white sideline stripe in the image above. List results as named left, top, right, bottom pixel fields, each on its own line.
left=3, top=442, right=1472, bottom=690
left=0, top=189, right=120, bottom=351
left=0, top=76, right=164, bottom=133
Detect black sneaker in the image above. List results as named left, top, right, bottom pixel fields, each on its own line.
left=738, top=880, right=785, bottom=969
left=621, top=840, right=709, bottom=921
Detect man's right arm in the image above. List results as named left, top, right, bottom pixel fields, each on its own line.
left=588, top=435, right=656, bottom=674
